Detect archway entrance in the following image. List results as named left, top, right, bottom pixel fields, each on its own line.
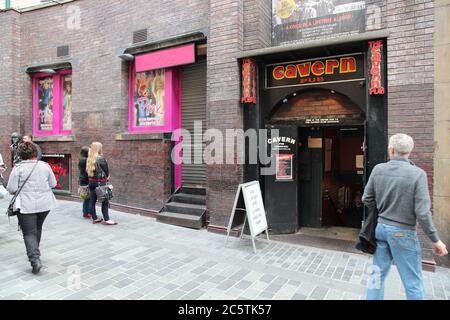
left=265, top=88, right=365, bottom=241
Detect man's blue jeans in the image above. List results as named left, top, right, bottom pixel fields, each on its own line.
left=366, top=223, right=425, bottom=300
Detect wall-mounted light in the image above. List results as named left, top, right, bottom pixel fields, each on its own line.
left=283, top=98, right=288, bottom=103
left=330, top=90, right=335, bottom=94
left=118, top=53, right=135, bottom=61
left=293, top=93, right=297, bottom=97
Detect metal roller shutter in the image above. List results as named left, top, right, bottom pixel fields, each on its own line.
left=181, top=59, right=207, bottom=187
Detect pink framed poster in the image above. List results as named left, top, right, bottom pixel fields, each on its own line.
left=129, top=65, right=181, bottom=134
left=33, top=70, right=72, bottom=136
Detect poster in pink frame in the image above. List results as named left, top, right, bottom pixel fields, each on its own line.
left=33, top=70, right=72, bottom=137
left=129, top=64, right=181, bottom=133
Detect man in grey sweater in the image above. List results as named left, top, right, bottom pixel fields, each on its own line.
left=363, top=133, right=447, bottom=300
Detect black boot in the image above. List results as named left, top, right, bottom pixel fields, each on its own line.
left=31, top=260, right=42, bottom=275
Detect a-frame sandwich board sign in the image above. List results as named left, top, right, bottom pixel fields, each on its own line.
left=226, top=181, right=269, bottom=253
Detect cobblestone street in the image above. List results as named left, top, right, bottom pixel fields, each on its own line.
left=0, top=199, right=449, bottom=300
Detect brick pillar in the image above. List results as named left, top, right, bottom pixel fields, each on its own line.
left=243, top=0, right=272, bottom=51
left=386, top=0, right=436, bottom=268
left=0, top=10, right=21, bottom=171
left=207, top=0, right=244, bottom=228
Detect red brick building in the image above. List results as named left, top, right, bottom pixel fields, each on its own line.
left=0, top=0, right=445, bottom=267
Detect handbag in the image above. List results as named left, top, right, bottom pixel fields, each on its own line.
left=78, top=185, right=90, bottom=200
left=95, top=184, right=113, bottom=203
left=7, top=161, right=39, bottom=217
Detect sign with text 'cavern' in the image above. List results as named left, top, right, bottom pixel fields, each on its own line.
left=266, top=54, right=365, bottom=89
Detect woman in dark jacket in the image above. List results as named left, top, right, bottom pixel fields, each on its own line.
left=86, top=142, right=117, bottom=225
left=78, top=146, right=91, bottom=219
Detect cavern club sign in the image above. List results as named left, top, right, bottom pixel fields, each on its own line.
left=266, top=54, right=365, bottom=89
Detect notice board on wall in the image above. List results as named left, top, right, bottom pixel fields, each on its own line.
left=226, top=181, right=270, bottom=253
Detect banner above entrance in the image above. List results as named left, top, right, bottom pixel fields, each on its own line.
left=266, top=54, right=365, bottom=89
left=272, top=0, right=366, bottom=46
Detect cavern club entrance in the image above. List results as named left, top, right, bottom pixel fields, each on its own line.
left=242, top=40, right=388, bottom=237
left=264, top=89, right=369, bottom=235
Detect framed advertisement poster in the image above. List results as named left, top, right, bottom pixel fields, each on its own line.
left=133, top=69, right=165, bottom=128
left=276, top=154, right=293, bottom=181
left=37, top=77, right=54, bottom=132
left=41, top=154, right=72, bottom=193
left=272, top=0, right=367, bottom=46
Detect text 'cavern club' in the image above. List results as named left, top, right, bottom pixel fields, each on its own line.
left=265, top=54, right=365, bottom=89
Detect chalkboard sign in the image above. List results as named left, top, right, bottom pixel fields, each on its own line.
left=226, top=181, right=270, bottom=253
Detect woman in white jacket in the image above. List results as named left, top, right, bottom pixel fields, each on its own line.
left=7, top=142, right=57, bottom=274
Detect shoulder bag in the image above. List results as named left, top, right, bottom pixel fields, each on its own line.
left=95, top=184, right=113, bottom=203
left=94, top=160, right=113, bottom=203
left=78, top=185, right=90, bottom=200
left=6, top=161, right=39, bottom=217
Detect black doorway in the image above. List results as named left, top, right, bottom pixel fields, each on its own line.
left=297, top=125, right=365, bottom=230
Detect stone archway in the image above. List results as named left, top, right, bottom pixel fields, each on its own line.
left=269, top=88, right=364, bottom=125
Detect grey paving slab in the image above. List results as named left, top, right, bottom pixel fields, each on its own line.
left=0, top=199, right=448, bottom=300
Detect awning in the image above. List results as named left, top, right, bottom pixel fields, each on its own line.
left=238, top=29, right=390, bottom=59
left=135, top=43, right=196, bottom=72
left=22, top=61, right=73, bottom=73
left=117, top=31, right=206, bottom=60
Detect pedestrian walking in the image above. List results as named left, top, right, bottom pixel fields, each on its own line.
left=6, top=141, right=57, bottom=274
left=78, top=146, right=91, bottom=219
left=87, top=142, right=117, bottom=225
left=0, top=152, right=7, bottom=198
left=23, top=135, right=43, bottom=160
left=0, top=151, right=5, bottom=171
left=362, top=133, right=448, bottom=300
left=0, top=151, right=6, bottom=178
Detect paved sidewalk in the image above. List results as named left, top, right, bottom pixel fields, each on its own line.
left=0, top=198, right=449, bottom=300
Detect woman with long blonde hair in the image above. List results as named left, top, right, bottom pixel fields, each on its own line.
left=87, top=142, right=117, bottom=225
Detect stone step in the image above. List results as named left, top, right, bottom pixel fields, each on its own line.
left=172, top=193, right=206, bottom=205
left=156, top=211, right=204, bottom=230
left=180, top=187, right=206, bottom=196
left=165, top=202, right=206, bottom=216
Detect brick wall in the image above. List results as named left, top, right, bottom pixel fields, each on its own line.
left=243, top=0, right=272, bottom=51
left=207, top=0, right=245, bottom=227
left=384, top=0, right=436, bottom=265
left=0, top=11, right=21, bottom=173
left=386, top=0, right=435, bottom=178
left=274, top=91, right=362, bottom=119
left=0, top=0, right=442, bottom=252
left=0, top=0, right=209, bottom=212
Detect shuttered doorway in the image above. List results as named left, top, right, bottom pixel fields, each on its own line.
left=181, top=59, right=207, bottom=187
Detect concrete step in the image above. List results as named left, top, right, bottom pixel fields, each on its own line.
left=180, top=187, right=206, bottom=196
left=172, top=193, right=206, bottom=205
left=156, top=211, right=204, bottom=230
left=165, top=202, right=206, bottom=216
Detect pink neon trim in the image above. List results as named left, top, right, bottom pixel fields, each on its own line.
left=173, top=69, right=182, bottom=189
left=33, top=70, right=72, bottom=137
